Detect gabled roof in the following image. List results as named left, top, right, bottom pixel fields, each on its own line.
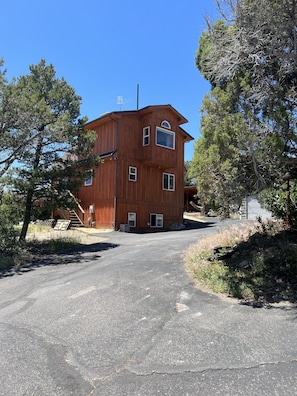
left=86, top=104, right=189, bottom=128
left=179, top=126, right=194, bottom=142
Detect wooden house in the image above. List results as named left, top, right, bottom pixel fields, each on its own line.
left=74, top=104, right=193, bottom=231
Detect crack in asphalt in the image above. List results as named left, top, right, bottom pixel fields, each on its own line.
left=0, top=322, right=95, bottom=395
left=91, top=285, right=297, bottom=388
left=96, top=289, right=193, bottom=385
left=114, top=358, right=297, bottom=378
left=96, top=312, right=175, bottom=385
left=93, top=358, right=297, bottom=392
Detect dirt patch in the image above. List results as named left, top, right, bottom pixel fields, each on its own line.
left=26, top=228, right=109, bottom=245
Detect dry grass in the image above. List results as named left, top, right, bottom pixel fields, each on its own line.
left=184, top=219, right=297, bottom=306
left=185, top=222, right=257, bottom=267
left=1, top=224, right=109, bottom=274
left=185, top=222, right=257, bottom=295
left=0, top=224, right=83, bottom=272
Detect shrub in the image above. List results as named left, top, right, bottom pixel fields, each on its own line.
left=0, top=211, right=25, bottom=270
left=184, top=219, right=297, bottom=304
left=258, top=183, right=297, bottom=228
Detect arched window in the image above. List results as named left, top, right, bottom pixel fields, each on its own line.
left=161, top=120, right=171, bottom=129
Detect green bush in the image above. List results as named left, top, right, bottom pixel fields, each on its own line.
left=0, top=192, right=24, bottom=224
left=258, top=183, right=297, bottom=227
left=0, top=213, right=20, bottom=253
left=185, top=220, right=297, bottom=304
left=0, top=211, right=23, bottom=270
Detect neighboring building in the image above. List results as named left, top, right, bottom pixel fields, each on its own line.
left=184, top=186, right=199, bottom=212
left=240, top=196, right=272, bottom=220
left=73, top=105, right=193, bottom=231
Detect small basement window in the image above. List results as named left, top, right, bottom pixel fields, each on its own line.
left=129, top=166, right=137, bottom=182
left=150, top=213, right=163, bottom=228
left=156, top=127, right=175, bottom=149
left=128, top=212, right=136, bottom=227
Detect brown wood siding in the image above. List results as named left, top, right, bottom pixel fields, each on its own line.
left=115, top=201, right=183, bottom=230
left=75, top=105, right=192, bottom=230
left=133, top=107, right=184, bottom=169
left=117, top=115, right=141, bottom=160
left=92, top=119, right=117, bottom=155
left=76, top=159, right=116, bottom=228
left=114, top=160, right=184, bottom=229
left=116, top=161, right=184, bottom=204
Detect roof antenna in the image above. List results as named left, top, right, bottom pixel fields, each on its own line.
left=117, top=96, right=123, bottom=110
left=136, top=84, right=139, bottom=110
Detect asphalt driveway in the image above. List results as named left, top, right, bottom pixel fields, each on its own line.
left=0, top=219, right=296, bottom=395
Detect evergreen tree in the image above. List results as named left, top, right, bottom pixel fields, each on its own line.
left=1, top=60, right=99, bottom=240
left=190, top=83, right=246, bottom=216
left=191, top=0, right=295, bottom=215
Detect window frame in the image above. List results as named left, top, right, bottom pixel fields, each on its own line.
left=156, top=127, right=175, bottom=150
left=143, top=126, right=150, bottom=146
left=128, top=212, right=136, bottom=227
left=162, top=173, right=175, bottom=191
left=150, top=213, right=163, bottom=228
left=161, top=120, right=171, bottom=129
left=129, top=166, right=137, bottom=182
left=84, top=172, right=93, bottom=186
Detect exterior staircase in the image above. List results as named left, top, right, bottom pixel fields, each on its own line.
left=69, top=210, right=84, bottom=227
left=56, top=191, right=85, bottom=228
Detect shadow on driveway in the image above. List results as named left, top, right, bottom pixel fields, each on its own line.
left=0, top=242, right=119, bottom=279
left=182, top=218, right=218, bottom=230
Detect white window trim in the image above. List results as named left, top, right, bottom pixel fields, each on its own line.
left=162, top=173, right=175, bottom=191
left=129, top=166, right=137, bottom=182
left=143, top=126, right=150, bottom=146
left=150, top=213, right=163, bottom=228
left=156, top=127, right=175, bottom=150
left=128, top=212, right=136, bottom=227
left=84, top=172, right=93, bottom=186
left=161, top=120, right=171, bottom=129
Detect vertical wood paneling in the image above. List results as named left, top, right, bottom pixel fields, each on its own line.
left=77, top=159, right=116, bottom=228
left=76, top=106, right=192, bottom=230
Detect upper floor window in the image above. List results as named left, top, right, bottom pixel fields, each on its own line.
left=161, top=120, right=171, bottom=129
left=129, top=166, right=137, bottom=182
left=156, top=127, right=175, bottom=150
left=163, top=173, right=175, bottom=191
left=143, top=126, right=150, bottom=146
left=84, top=171, right=93, bottom=186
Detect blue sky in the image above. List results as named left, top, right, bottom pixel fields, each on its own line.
left=1, top=0, right=218, bottom=161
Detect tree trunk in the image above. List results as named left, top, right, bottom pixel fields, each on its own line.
left=19, top=135, right=43, bottom=241
left=19, top=187, right=34, bottom=241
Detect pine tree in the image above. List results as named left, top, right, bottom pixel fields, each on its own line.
left=1, top=60, right=99, bottom=240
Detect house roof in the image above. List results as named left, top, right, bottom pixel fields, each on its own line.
left=99, top=149, right=117, bottom=158
left=179, top=126, right=194, bottom=142
left=85, top=105, right=193, bottom=141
